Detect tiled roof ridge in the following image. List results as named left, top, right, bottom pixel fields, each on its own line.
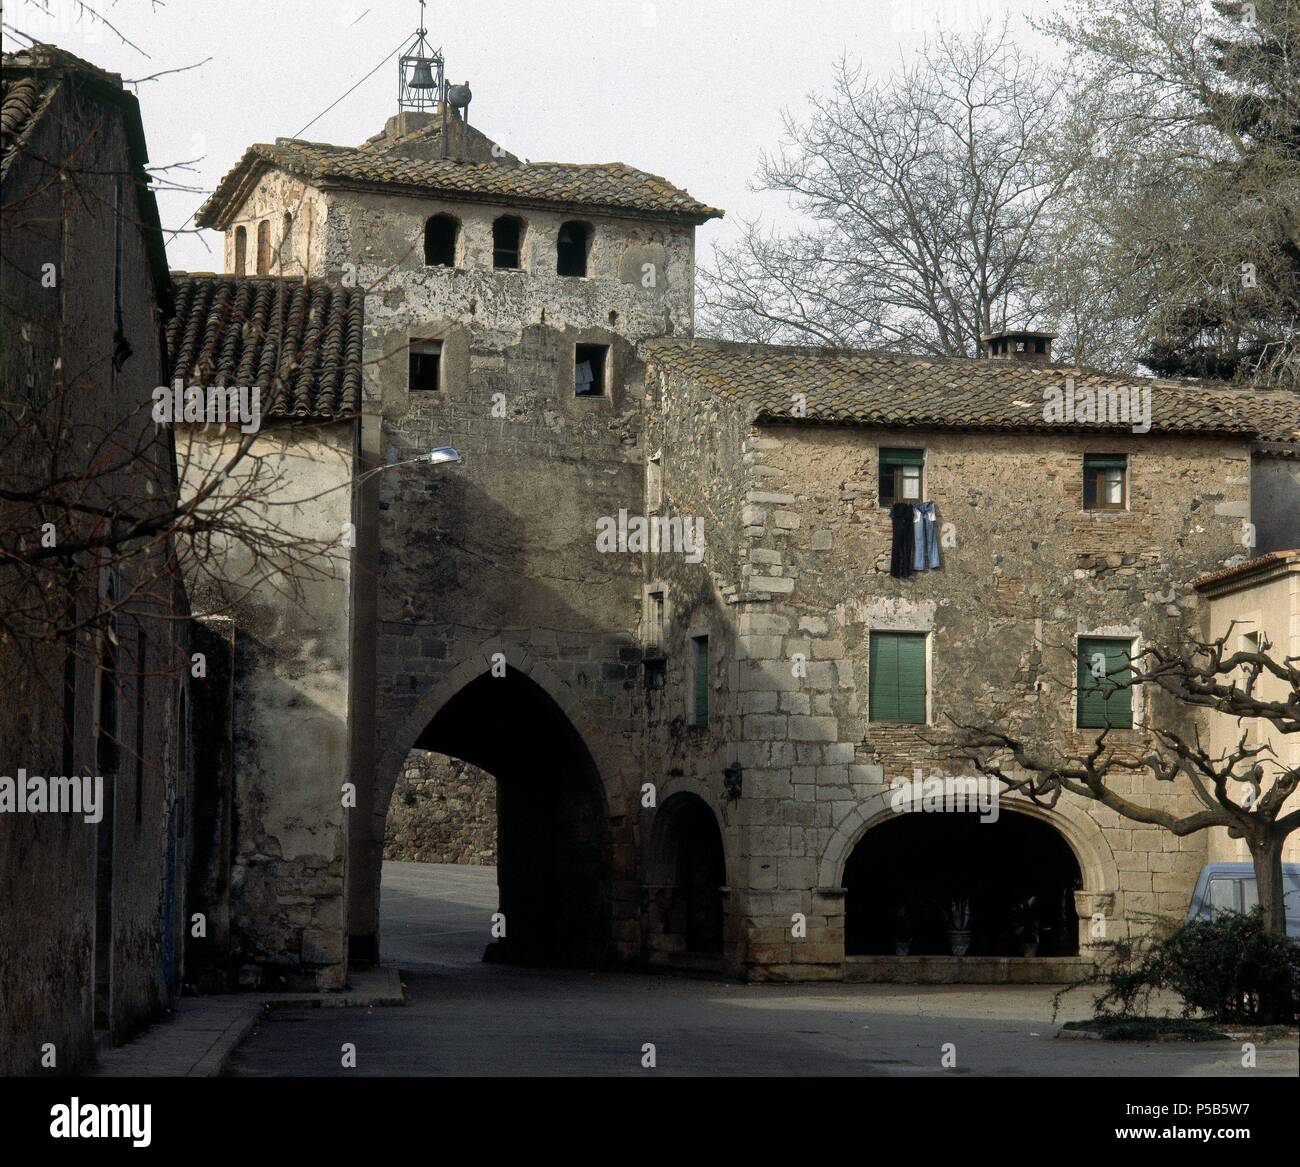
left=1191, top=549, right=1300, bottom=590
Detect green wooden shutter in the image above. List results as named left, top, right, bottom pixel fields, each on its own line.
left=1077, top=637, right=1133, bottom=728
left=870, top=632, right=926, bottom=724
left=895, top=635, right=927, bottom=723
left=693, top=636, right=709, bottom=723
left=1083, top=453, right=1127, bottom=469
left=879, top=447, right=924, bottom=468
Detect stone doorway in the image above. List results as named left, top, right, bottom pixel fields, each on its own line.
left=376, top=668, right=612, bottom=966
left=843, top=810, right=1082, bottom=959
left=644, top=792, right=728, bottom=966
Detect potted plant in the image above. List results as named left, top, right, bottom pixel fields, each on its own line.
left=945, top=897, right=972, bottom=956
left=1009, top=895, right=1040, bottom=957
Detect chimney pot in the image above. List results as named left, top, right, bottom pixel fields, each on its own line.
left=982, top=329, right=1056, bottom=363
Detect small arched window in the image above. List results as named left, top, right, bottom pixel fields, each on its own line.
left=424, top=213, right=459, bottom=267
left=233, top=225, right=247, bottom=275
left=492, top=215, right=524, bottom=270
left=255, top=220, right=271, bottom=274
left=557, top=221, right=591, bottom=277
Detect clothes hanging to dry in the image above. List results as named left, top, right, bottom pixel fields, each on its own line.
left=889, top=502, right=914, bottom=578
left=891, top=501, right=940, bottom=577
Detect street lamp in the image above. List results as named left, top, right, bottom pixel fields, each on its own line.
left=358, top=446, right=462, bottom=483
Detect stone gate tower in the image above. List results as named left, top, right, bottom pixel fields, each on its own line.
left=193, top=29, right=722, bottom=975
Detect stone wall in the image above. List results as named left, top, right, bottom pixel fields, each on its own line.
left=646, top=360, right=1261, bottom=980
left=384, top=751, right=497, bottom=865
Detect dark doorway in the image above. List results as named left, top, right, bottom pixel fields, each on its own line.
left=843, top=811, right=1082, bottom=957
left=386, top=668, right=611, bottom=965
left=650, top=793, right=726, bottom=957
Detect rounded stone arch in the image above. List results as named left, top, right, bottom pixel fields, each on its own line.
left=817, top=789, right=1119, bottom=895
left=644, top=784, right=731, bottom=886
left=643, top=788, right=729, bottom=960
left=373, top=643, right=616, bottom=836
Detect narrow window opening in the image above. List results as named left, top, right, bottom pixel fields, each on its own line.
left=408, top=340, right=442, bottom=392
left=691, top=635, right=709, bottom=725
left=575, top=344, right=608, bottom=397
left=233, top=226, right=247, bottom=275
left=424, top=213, right=459, bottom=267
left=557, top=221, right=591, bottom=277
left=255, top=220, right=271, bottom=275
left=492, top=216, right=523, bottom=270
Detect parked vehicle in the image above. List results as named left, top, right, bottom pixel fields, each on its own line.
left=1185, top=862, right=1300, bottom=938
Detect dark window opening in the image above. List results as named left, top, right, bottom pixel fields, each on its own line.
left=1083, top=453, right=1127, bottom=511
left=424, top=213, right=459, bottom=267
left=234, top=226, right=247, bottom=276
left=408, top=341, right=442, bottom=392
left=575, top=344, right=608, bottom=397
left=691, top=635, right=709, bottom=725
left=878, top=447, right=924, bottom=505
left=255, top=220, right=271, bottom=275
left=493, top=216, right=523, bottom=270
left=557, top=221, right=591, bottom=277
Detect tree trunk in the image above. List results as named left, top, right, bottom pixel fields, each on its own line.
left=1249, top=834, right=1287, bottom=936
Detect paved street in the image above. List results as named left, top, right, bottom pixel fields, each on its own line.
left=228, top=862, right=1300, bottom=1077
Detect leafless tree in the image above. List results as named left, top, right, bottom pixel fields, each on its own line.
left=950, top=630, right=1300, bottom=936
left=699, top=20, right=1085, bottom=357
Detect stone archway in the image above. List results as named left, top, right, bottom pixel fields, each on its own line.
left=819, top=791, right=1120, bottom=958
left=361, top=663, right=614, bottom=966
left=643, top=791, right=728, bottom=964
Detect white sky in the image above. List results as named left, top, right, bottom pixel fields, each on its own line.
left=12, top=0, right=1058, bottom=272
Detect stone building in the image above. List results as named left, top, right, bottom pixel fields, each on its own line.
left=1, top=46, right=193, bottom=1073
left=166, top=37, right=1300, bottom=989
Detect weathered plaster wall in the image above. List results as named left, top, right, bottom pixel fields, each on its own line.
left=175, top=421, right=355, bottom=989
left=1199, top=565, right=1300, bottom=865
left=223, top=170, right=326, bottom=277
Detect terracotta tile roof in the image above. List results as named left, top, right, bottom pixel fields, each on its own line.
left=166, top=274, right=364, bottom=420
left=642, top=338, right=1300, bottom=442
left=197, top=136, right=723, bottom=229
left=1, top=73, right=57, bottom=178
left=1192, top=549, right=1300, bottom=590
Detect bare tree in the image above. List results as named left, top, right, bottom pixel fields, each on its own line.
left=699, top=20, right=1084, bottom=357
left=1034, top=0, right=1300, bottom=384
left=951, top=630, right=1300, bottom=936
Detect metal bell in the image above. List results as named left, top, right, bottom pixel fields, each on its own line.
left=408, top=59, right=438, bottom=90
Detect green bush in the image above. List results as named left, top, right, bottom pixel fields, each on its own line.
left=1088, top=910, right=1300, bottom=1025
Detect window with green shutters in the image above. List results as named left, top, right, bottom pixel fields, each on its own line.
left=1083, top=453, right=1127, bottom=510
left=878, top=447, right=924, bottom=505
left=1077, top=637, right=1134, bottom=728
left=691, top=635, right=709, bottom=725
left=869, top=631, right=927, bottom=723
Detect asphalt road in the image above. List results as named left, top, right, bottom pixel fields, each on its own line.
left=227, top=861, right=1300, bottom=1077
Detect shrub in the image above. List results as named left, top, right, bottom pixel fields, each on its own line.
left=1086, top=910, right=1299, bottom=1025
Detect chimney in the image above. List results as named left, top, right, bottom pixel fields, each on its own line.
left=982, top=329, right=1056, bottom=364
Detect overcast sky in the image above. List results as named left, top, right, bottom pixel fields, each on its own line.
left=13, top=0, right=1055, bottom=272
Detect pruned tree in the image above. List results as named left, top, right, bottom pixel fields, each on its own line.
left=699, top=20, right=1085, bottom=357
left=951, top=628, right=1300, bottom=936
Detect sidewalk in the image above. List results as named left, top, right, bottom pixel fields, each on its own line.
left=93, top=966, right=404, bottom=1077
